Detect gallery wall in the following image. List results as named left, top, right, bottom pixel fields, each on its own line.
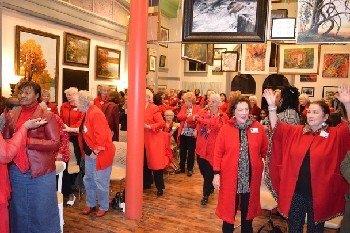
left=1, top=8, right=128, bottom=106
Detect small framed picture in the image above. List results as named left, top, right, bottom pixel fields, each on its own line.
left=301, top=87, right=315, bottom=97
left=221, top=51, right=239, bottom=72
left=159, top=55, right=166, bottom=68
left=159, top=26, right=169, bottom=48
left=300, top=74, right=317, bottom=82
left=322, top=86, right=338, bottom=98
left=271, top=9, right=288, bottom=19
left=271, top=18, right=296, bottom=40
left=149, top=55, right=156, bottom=71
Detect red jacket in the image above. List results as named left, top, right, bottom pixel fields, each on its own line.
left=80, top=105, right=115, bottom=170
left=195, top=110, right=228, bottom=166
left=0, top=126, right=27, bottom=204
left=213, top=120, right=268, bottom=224
left=269, top=121, right=350, bottom=221
left=177, top=105, right=201, bottom=138
left=144, top=103, right=170, bottom=170
left=60, top=102, right=84, bottom=128
left=101, top=102, right=120, bottom=141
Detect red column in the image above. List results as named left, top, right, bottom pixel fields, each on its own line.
left=125, top=0, right=148, bottom=220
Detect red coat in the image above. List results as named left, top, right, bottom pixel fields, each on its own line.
left=269, top=121, right=350, bottom=221
left=60, top=102, right=84, bottom=128
left=177, top=105, right=201, bottom=138
left=213, top=120, right=268, bottom=224
left=0, top=126, right=27, bottom=205
left=80, top=105, right=115, bottom=170
left=196, top=110, right=228, bottom=166
left=144, top=103, right=170, bottom=170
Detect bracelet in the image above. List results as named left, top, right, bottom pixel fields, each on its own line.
left=268, top=106, right=277, bottom=111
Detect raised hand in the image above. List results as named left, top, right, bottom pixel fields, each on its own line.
left=263, top=89, right=277, bottom=107
left=337, top=85, right=350, bottom=105
left=24, top=118, right=47, bottom=129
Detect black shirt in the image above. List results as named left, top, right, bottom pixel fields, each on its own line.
left=295, top=152, right=312, bottom=195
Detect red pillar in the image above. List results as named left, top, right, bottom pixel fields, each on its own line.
left=125, top=0, right=148, bottom=220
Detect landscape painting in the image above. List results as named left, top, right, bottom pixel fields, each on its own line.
left=96, top=46, right=121, bottom=80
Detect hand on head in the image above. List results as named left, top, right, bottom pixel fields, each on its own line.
left=263, top=89, right=277, bottom=107
left=337, top=85, right=350, bottom=105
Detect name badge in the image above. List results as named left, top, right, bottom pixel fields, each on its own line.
left=250, top=128, right=259, bottom=134
left=320, top=130, right=329, bottom=138
left=83, top=125, right=88, bottom=133
left=47, top=108, right=51, bottom=111
left=73, top=108, right=78, bottom=111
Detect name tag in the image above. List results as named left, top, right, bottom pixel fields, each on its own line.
left=73, top=108, right=78, bottom=111
left=250, top=128, right=259, bottom=133
left=47, top=108, right=51, bottom=111
left=320, top=130, right=329, bottom=138
left=83, top=125, right=88, bottom=133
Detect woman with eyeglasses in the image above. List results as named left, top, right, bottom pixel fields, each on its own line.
left=263, top=85, right=350, bottom=232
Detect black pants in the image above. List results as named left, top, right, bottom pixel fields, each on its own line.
left=288, top=192, right=325, bottom=233
left=143, top=151, right=165, bottom=191
left=197, top=156, right=214, bottom=197
left=179, top=135, right=196, bottom=172
left=62, top=135, right=85, bottom=197
left=222, top=193, right=253, bottom=233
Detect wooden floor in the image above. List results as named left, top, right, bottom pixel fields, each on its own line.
left=63, top=169, right=338, bottom=233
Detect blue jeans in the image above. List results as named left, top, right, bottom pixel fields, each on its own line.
left=84, top=155, right=112, bottom=211
left=9, top=165, right=60, bottom=233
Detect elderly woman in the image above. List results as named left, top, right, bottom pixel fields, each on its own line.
left=176, top=91, right=201, bottom=176
left=144, top=89, right=170, bottom=196
left=77, top=91, right=115, bottom=217
left=213, top=96, right=268, bottom=233
left=0, top=117, right=47, bottom=233
left=263, top=86, right=350, bottom=232
left=195, top=94, right=228, bottom=206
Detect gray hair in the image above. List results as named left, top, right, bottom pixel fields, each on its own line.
left=64, top=87, right=78, bottom=95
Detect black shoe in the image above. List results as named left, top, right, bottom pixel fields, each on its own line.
left=200, top=196, right=209, bottom=206
left=187, top=170, right=193, bottom=177
left=175, top=169, right=185, bottom=174
left=157, top=189, right=164, bottom=196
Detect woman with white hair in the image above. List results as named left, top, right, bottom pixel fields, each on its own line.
left=195, top=93, right=228, bottom=206
left=144, top=89, right=170, bottom=196
left=60, top=87, right=84, bottom=206
left=77, top=91, right=115, bottom=217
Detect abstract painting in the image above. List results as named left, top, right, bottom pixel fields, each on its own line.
left=297, top=0, right=350, bottom=43
left=15, top=26, right=59, bottom=102
left=182, top=0, right=268, bottom=42
left=221, top=51, right=238, bottom=72
left=278, top=44, right=319, bottom=74
left=96, top=46, right=121, bottom=80
left=241, top=42, right=271, bottom=74
left=322, top=53, right=349, bottom=78
left=63, top=32, right=90, bottom=67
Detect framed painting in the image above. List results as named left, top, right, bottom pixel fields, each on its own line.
left=278, top=44, right=319, bottom=74
left=15, top=26, right=60, bottom=102
left=159, top=55, right=166, bottom=68
left=301, top=87, right=315, bottom=97
left=221, top=51, right=239, bottom=72
left=182, top=43, right=208, bottom=63
left=182, top=0, right=268, bottom=43
left=322, top=86, right=338, bottom=98
left=271, top=9, right=288, bottom=19
left=63, top=32, right=90, bottom=67
left=185, top=60, right=207, bottom=72
left=297, top=0, right=350, bottom=43
left=212, top=59, right=223, bottom=72
left=96, top=46, right=121, bottom=80
left=206, top=44, right=214, bottom=66
left=271, top=18, right=296, bottom=40
left=300, top=74, right=317, bottom=82
left=149, top=55, right=156, bottom=71
left=322, top=53, right=349, bottom=78
left=159, top=26, right=169, bottom=48
left=241, top=42, right=271, bottom=74
left=214, top=48, right=227, bottom=60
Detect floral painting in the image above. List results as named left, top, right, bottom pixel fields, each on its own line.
left=96, top=46, right=121, bottom=80
left=241, top=42, right=271, bottom=74
left=64, top=32, right=90, bottom=67
left=322, top=53, right=349, bottom=78
left=15, top=26, right=59, bottom=102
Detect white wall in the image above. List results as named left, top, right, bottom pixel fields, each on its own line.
left=2, top=8, right=128, bottom=106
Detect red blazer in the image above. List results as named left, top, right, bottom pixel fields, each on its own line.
left=213, top=120, right=268, bottom=224
left=195, top=110, right=228, bottom=166
left=0, top=126, right=27, bottom=204
left=177, top=105, right=201, bottom=137
left=80, top=105, right=115, bottom=170
left=60, top=102, right=84, bottom=128
left=144, top=103, right=170, bottom=170
left=270, top=121, right=350, bottom=222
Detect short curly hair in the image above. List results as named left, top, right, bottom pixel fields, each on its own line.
left=227, top=96, right=251, bottom=118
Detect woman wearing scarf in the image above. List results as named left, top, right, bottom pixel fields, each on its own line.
left=263, top=85, right=350, bottom=232
left=213, top=96, right=268, bottom=233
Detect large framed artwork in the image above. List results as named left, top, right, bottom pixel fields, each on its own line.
left=15, top=26, right=59, bottom=102
left=319, top=45, right=350, bottom=79
left=297, top=0, right=350, bottom=43
left=241, top=42, right=271, bottom=74
left=96, top=46, right=121, bottom=80
left=63, top=32, right=90, bottom=67
left=182, top=43, right=208, bottom=63
left=182, top=0, right=268, bottom=42
left=278, top=44, right=319, bottom=74
left=221, top=51, right=239, bottom=72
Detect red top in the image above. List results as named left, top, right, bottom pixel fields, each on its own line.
left=269, top=121, right=350, bottom=221
left=45, top=102, right=58, bottom=115
left=60, top=102, right=84, bottom=128
left=94, top=96, right=108, bottom=109
left=177, top=105, right=201, bottom=138
left=220, top=102, right=228, bottom=114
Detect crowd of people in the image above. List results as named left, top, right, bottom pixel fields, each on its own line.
left=0, top=79, right=349, bottom=233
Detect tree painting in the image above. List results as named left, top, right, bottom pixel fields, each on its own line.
left=298, top=0, right=350, bottom=43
